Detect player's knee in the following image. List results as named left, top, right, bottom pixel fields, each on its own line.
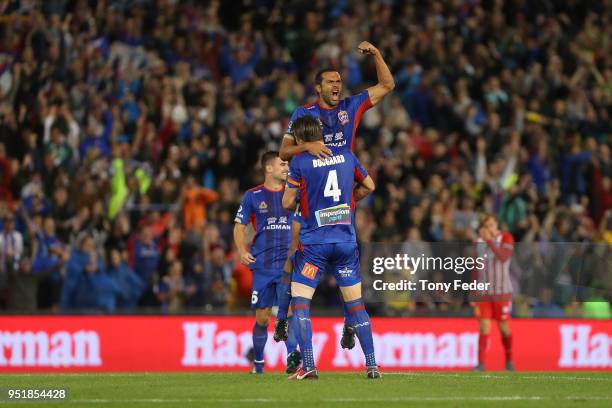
left=291, top=282, right=314, bottom=299
left=498, top=320, right=510, bottom=336
left=255, top=308, right=271, bottom=326
left=339, top=283, right=362, bottom=302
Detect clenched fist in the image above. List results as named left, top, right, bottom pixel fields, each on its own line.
left=357, top=41, right=380, bottom=56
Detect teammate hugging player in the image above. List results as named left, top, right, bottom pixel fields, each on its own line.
left=233, top=151, right=301, bottom=374
left=274, top=41, right=394, bottom=349
left=281, top=116, right=379, bottom=380
left=473, top=214, right=515, bottom=371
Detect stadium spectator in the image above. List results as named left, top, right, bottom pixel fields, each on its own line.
left=157, top=260, right=195, bottom=313
left=131, top=224, right=160, bottom=306
left=106, top=248, right=144, bottom=310
left=0, top=214, right=23, bottom=307
left=60, top=235, right=118, bottom=312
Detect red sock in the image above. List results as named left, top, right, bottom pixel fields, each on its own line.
left=478, top=333, right=489, bottom=365
left=502, top=334, right=513, bottom=362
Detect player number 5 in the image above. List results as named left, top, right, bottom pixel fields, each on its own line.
left=324, top=170, right=342, bottom=202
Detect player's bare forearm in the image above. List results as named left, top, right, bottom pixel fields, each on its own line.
left=288, top=220, right=300, bottom=253
left=283, top=220, right=300, bottom=272
left=233, top=223, right=249, bottom=255
left=282, top=188, right=298, bottom=211
left=374, top=51, right=395, bottom=90
left=280, top=135, right=332, bottom=160
left=354, top=175, right=375, bottom=201
left=485, top=241, right=513, bottom=262
left=234, top=223, right=256, bottom=265
left=279, top=136, right=302, bottom=161
left=354, top=185, right=372, bottom=202
left=359, top=41, right=395, bottom=105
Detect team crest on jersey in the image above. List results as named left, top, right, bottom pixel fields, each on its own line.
left=301, top=262, right=318, bottom=280
left=259, top=201, right=268, bottom=213
left=337, top=110, right=349, bottom=125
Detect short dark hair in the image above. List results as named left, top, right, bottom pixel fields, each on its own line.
left=315, top=68, right=339, bottom=86
left=292, top=116, right=323, bottom=142
left=261, top=151, right=279, bottom=171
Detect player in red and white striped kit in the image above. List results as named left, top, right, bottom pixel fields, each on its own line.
left=473, top=214, right=515, bottom=371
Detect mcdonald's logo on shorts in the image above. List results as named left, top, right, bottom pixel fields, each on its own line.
left=301, top=262, right=318, bottom=280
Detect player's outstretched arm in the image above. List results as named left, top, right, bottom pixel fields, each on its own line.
left=233, top=223, right=256, bottom=265
left=358, top=41, right=395, bottom=106
left=354, top=175, right=375, bottom=202
left=280, top=135, right=332, bottom=161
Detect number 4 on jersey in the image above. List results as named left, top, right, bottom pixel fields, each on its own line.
left=324, top=170, right=342, bottom=202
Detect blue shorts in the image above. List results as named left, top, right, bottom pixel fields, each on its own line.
left=251, top=269, right=283, bottom=309
left=292, top=242, right=361, bottom=288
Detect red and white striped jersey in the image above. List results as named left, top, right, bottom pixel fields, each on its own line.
left=474, top=231, right=514, bottom=300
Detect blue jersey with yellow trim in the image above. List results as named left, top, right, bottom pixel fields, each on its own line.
left=234, top=185, right=292, bottom=271
left=286, top=90, right=372, bottom=153
left=287, top=152, right=368, bottom=245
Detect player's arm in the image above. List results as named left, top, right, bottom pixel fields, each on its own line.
left=484, top=232, right=514, bottom=262
left=358, top=41, right=395, bottom=106
left=233, top=194, right=255, bottom=265
left=280, top=134, right=332, bottom=161
left=354, top=176, right=375, bottom=202
left=353, top=154, right=375, bottom=202
left=282, top=186, right=298, bottom=211
left=233, top=224, right=255, bottom=265
left=280, top=108, right=331, bottom=161
left=282, top=162, right=301, bottom=211
left=282, top=216, right=301, bottom=272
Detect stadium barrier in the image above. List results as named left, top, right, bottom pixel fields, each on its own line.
left=0, top=316, right=610, bottom=372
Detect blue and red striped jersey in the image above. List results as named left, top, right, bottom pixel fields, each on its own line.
left=234, top=185, right=292, bottom=271
left=287, top=151, right=368, bottom=245
left=286, top=90, right=372, bottom=153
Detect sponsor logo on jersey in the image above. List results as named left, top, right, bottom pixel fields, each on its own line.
left=258, top=201, right=268, bottom=213
left=315, top=203, right=351, bottom=227
left=301, top=262, right=319, bottom=280
left=262, top=216, right=291, bottom=230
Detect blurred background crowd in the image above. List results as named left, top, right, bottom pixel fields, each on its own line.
left=0, top=0, right=610, bottom=317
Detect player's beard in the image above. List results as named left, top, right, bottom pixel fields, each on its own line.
left=324, top=89, right=340, bottom=106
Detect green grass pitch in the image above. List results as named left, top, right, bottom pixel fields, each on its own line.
left=1, top=372, right=611, bottom=407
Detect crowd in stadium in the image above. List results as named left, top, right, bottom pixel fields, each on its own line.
left=0, top=0, right=610, bottom=316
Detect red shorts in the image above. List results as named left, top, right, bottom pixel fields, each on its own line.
left=474, top=301, right=512, bottom=321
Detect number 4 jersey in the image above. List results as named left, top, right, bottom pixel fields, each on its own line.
left=287, top=151, right=369, bottom=245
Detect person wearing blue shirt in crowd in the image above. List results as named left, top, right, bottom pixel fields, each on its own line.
left=106, top=248, right=144, bottom=310
left=133, top=224, right=160, bottom=306
left=60, top=234, right=119, bottom=312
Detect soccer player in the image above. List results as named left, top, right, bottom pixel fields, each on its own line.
left=275, top=41, right=394, bottom=348
left=281, top=116, right=379, bottom=380
left=473, top=214, right=515, bottom=371
left=233, top=151, right=301, bottom=374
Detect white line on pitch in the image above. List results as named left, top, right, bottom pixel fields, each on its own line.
left=383, top=372, right=612, bottom=381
